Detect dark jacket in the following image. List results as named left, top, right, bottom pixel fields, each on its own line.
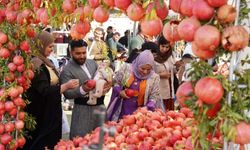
left=23, top=64, right=62, bottom=150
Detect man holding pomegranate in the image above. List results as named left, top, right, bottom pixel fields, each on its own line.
left=60, top=40, right=112, bottom=139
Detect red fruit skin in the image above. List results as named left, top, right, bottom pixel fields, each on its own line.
left=125, top=89, right=135, bottom=97
left=195, top=77, right=224, bottom=105
left=206, top=103, right=221, bottom=118
left=86, top=80, right=96, bottom=89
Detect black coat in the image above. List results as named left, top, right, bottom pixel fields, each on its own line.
left=22, top=64, right=62, bottom=150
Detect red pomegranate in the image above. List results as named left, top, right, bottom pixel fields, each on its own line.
left=234, top=122, right=250, bottom=144
left=70, top=25, right=85, bottom=40
left=103, top=0, right=115, bottom=7
left=88, top=0, right=100, bottom=8
left=163, top=21, right=181, bottom=42
left=75, top=21, right=90, bottom=35
left=177, top=17, right=201, bottom=42
left=217, top=5, right=236, bottom=24
left=140, top=17, right=163, bottom=37
left=176, top=81, right=194, bottom=107
left=146, top=0, right=168, bottom=20
left=114, top=0, right=131, bottom=11
left=83, top=5, right=94, bottom=20
left=62, top=0, right=76, bottom=13
left=0, top=31, right=8, bottom=44
left=192, top=0, right=215, bottom=21
left=74, top=7, right=85, bottom=21
left=194, top=25, right=221, bottom=51
left=169, top=0, right=182, bottom=13
left=93, top=6, right=109, bottom=23
left=180, top=0, right=194, bottom=17
left=195, top=77, right=224, bottom=104
left=126, top=3, right=145, bottom=21
left=192, top=42, right=216, bottom=59
left=207, top=0, right=228, bottom=7
left=222, top=26, right=249, bottom=51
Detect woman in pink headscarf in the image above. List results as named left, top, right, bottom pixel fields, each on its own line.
left=107, top=50, right=163, bottom=121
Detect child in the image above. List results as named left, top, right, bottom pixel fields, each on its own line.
left=87, top=62, right=113, bottom=105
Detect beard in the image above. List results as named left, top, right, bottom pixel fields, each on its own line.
left=72, top=57, right=85, bottom=65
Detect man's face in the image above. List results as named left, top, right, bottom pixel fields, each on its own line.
left=113, top=34, right=120, bottom=41
left=94, top=30, right=103, bottom=41
left=71, top=46, right=87, bottom=65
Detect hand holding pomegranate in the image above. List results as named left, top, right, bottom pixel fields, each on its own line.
left=119, top=90, right=130, bottom=99
left=82, top=79, right=96, bottom=92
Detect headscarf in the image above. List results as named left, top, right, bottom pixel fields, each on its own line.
left=32, top=31, right=56, bottom=70
left=154, top=36, right=173, bottom=63
left=132, top=50, right=154, bottom=80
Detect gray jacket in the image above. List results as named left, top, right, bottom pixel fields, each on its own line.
left=60, top=59, right=98, bottom=99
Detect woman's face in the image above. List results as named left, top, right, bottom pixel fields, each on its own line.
left=159, top=44, right=171, bottom=53
left=138, top=64, right=152, bottom=77
left=44, top=43, right=54, bottom=57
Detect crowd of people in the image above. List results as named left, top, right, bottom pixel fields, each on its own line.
left=23, top=25, right=226, bottom=149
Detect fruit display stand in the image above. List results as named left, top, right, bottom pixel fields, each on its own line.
left=0, top=0, right=249, bottom=149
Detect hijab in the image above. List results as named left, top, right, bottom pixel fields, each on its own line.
left=132, top=50, right=154, bottom=80
left=154, top=37, right=173, bottom=63
left=32, top=31, right=56, bottom=70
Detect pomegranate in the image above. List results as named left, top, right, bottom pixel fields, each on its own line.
left=15, top=120, right=25, bottom=130
left=5, top=10, right=17, bottom=23
left=7, top=41, right=17, bottom=51
left=180, top=0, right=194, bottom=17
left=88, top=0, right=100, bottom=8
left=93, top=6, right=109, bottom=23
left=20, top=40, right=30, bottom=52
left=163, top=21, right=181, bottom=42
left=114, top=0, right=131, bottom=11
left=13, top=55, right=24, bottom=66
left=146, top=0, right=168, bottom=20
left=27, top=26, right=36, bottom=38
left=221, top=26, right=249, bottom=51
left=31, top=0, right=42, bottom=8
left=195, top=77, right=224, bottom=104
left=62, top=0, right=76, bottom=13
left=17, top=64, right=25, bottom=72
left=192, top=0, right=215, bottom=21
left=207, top=0, right=227, bottom=7
left=5, top=72, right=15, bottom=83
left=75, top=21, right=91, bottom=35
left=192, top=42, right=216, bottom=59
left=206, top=103, right=221, bottom=118
left=39, top=8, right=49, bottom=25
left=0, top=124, right=4, bottom=134
left=176, top=81, right=194, bottom=107
left=194, top=25, right=221, bottom=51
left=177, top=17, right=201, bottom=42
left=141, top=17, right=163, bottom=37
left=103, top=0, right=115, bottom=7
left=18, top=111, right=26, bottom=120
left=83, top=5, right=94, bottom=20
left=5, top=122, right=15, bottom=133
left=217, top=4, right=236, bottom=24
left=74, top=7, right=85, bottom=21
left=17, top=137, right=26, bottom=148
left=126, top=3, right=145, bottom=21
left=0, top=48, right=10, bottom=59
left=0, top=133, right=12, bottom=145
left=23, top=69, right=35, bottom=80
left=234, top=121, right=250, bottom=144
left=0, top=31, right=8, bottom=44
left=85, top=79, right=96, bottom=89
left=8, top=63, right=17, bottom=72
left=169, top=0, right=182, bottom=13
left=70, top=25, right=84, bottom=40
left=125, top=89, right=137, bottom=97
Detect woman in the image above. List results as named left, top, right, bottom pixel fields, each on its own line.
left=107, top=50, right=162, bottom=121
left=23, top=31, right=79, bottom=150
left=154, top=36, right=178, bottom=111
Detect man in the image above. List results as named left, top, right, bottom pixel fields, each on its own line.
left=86, top=27, right=109, bottom=64
left=60, top=40, right=111, bottom=139
left=128, top=24, right=146, bottom=55
left=118, top=30, right=130, bottom=48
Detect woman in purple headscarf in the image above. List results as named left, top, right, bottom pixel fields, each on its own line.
left=107, top=50, right=163, bottom=121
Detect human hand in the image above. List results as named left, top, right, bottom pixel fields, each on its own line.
left=103, top=81, right=112, bottom=94
left=119, top=90, right=130, bottom=99
left=82, top=80, right=95, bottom=92
left=66, top=79, right=79, bottom=89
left=160, top=71, right=171, bottom=79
